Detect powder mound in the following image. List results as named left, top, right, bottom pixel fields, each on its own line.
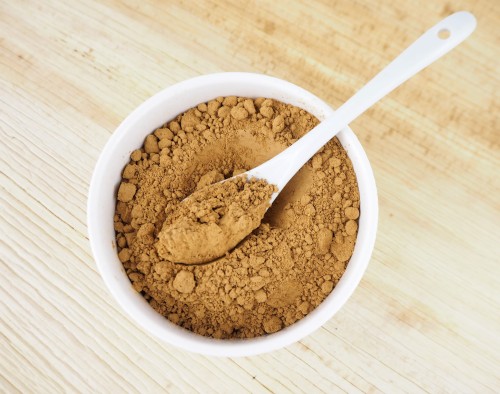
left=114, top=96, right=360, bottom=339
left=156, top=177, right=276, bottom=264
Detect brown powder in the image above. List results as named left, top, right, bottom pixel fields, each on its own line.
left=114, top=96, right=360, bottom=339
left=156, top=176, right=276, bottom=264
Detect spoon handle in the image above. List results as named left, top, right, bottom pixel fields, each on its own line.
left=334, top=11, right=476, bottom=126
left=252, top=12, right=476, bottom=194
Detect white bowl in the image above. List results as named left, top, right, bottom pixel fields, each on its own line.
left=87, top=72, right=378, bottom=357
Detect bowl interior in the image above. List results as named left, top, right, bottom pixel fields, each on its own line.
left=88, top=72, right=378, bottom=357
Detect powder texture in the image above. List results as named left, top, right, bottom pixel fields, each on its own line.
left=156, top=176, right=276, bottom=264
left=114, top=96, right=360, bottom=338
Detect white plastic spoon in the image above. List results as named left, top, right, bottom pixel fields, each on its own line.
left=162, top=12, right=476, bottom=265
left=245, top=11, right=476, bottom=203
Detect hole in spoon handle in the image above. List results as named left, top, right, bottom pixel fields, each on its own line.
left=438, top=29, right=451, bottom=39
left=432, top=11, right=476, bottom=47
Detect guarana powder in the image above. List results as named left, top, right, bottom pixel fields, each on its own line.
left=114, top=96, right=360, bottom=338
left=157, top=176, right=277, bottom=264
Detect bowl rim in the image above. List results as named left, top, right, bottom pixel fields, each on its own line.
left=87, top=72, right=378, bottom=357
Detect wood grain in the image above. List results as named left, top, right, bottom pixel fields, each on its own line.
left=1, top=0, right=499, bottom=392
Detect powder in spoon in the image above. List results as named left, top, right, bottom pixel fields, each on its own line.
left=157, top=176, right=277, bottom=264
left=114, top=96, right=360, bottom=338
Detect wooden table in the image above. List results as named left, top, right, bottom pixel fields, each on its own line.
left=1, top=1, right=499, bottom=392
